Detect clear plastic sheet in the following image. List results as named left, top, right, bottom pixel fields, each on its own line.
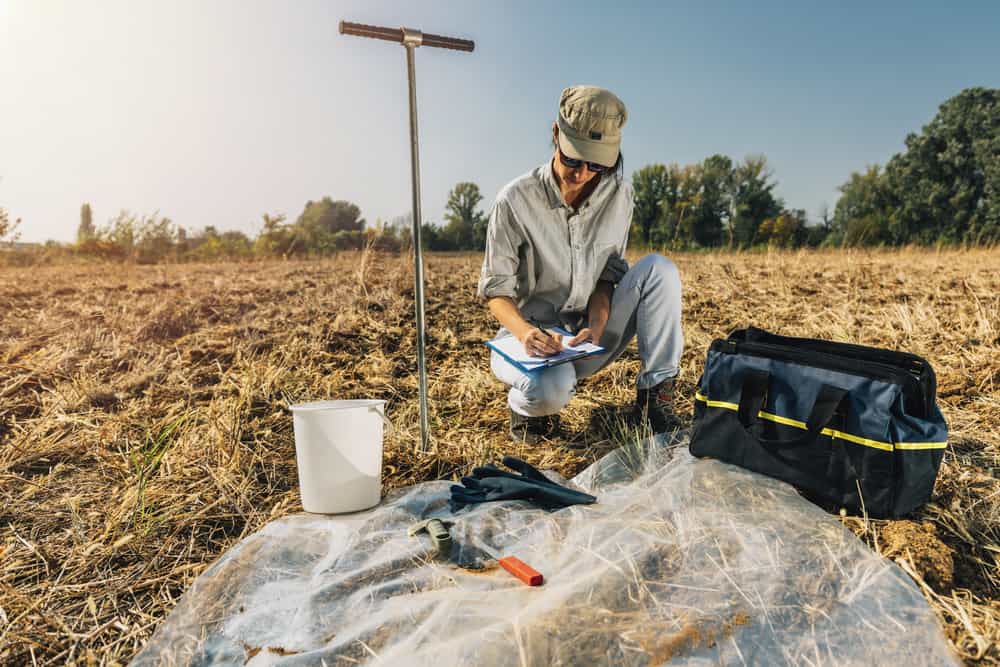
left=133, top=432, right=958, bottom=666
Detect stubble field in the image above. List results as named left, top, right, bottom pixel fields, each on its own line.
left=1, top=248, right=999, bottom=665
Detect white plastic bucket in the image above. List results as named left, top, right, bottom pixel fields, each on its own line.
left=289, top=399, right=389, bottom=514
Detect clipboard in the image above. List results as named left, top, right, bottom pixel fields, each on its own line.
left=485, top=327, right=605, bottom=374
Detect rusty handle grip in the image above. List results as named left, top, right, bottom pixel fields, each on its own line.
left=339, top=21, right=474, bottom=52
left=339, top=21, right=402, bottom=43
left=421, top=32, right=475, bottom=52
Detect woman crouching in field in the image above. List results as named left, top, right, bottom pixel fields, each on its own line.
left=478, top=85, right=685, bottom=444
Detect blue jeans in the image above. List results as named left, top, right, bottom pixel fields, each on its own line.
left=491, top=254, right=684, bottom=417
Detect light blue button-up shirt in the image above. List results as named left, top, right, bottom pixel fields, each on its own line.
left=478, top=160, right=633, bottom=330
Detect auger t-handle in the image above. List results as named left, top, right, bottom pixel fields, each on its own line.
left=339, top=21, right=475, bottom=52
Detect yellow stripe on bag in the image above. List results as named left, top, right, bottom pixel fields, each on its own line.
left=695, top=391, right=739, bottom=411
left=818, top=428, right=894, bottom=452
left=694, top=393, right=945, bottom=452
left=895, top=441, right=948, bottom=451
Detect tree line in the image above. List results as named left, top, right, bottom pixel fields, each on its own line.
left=54, top=179, right=491, bottom=263
left=2, top=87, right=994, bottom=263
left=631, top=87, right=998, bottom=249
left=58, top=184, right=487, bottom=264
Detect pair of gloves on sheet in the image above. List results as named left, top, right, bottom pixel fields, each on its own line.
left=449, top=456, right=597, bottom=511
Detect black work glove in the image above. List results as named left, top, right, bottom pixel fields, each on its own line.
left=449, top=456, right=597, bottom=511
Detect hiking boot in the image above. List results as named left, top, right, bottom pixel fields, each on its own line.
left=634, top=378, right=682, bottom=433
left=509, top=408, right=561, bottom=444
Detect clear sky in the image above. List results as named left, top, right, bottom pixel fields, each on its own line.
left=2, top=1, right=998, bottom=243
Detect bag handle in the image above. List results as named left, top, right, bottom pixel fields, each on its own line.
left=738, top=371, right=849, bottom=447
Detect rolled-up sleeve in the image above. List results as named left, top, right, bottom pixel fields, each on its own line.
left=477, top=199, right=521, bottom=299
left=597, top=195, right=632, bottom=284
left=598, top=254, right=629, bottom=284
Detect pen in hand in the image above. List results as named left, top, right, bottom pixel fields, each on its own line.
left=525, top=318, right=564, bottom=357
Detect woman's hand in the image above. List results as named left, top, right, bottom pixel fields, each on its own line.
left=521, top=327, right=564, bottom=357
left=573, top=280, right=612, bottom=347
left=568, top=321, right=606, bottom=347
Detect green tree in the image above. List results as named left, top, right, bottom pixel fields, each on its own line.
left=362, top=219, right=403, bottom=252
left=758, top=209, right=808, bottom=247
left=0, top=207, right=20, bottom=244
left=655, top=164, right=703, bottom=247
left=805, top=204, right=833, bottom=247
left=297, top=198, right=365, bottom=233
left=687, top=154, right=732, bottom=247
left=254, top=213, right=296, bottom=256
left=631, top=164, right=670, bottom=246
left=632, top=154, right=786, bottom=248
left=186, top=226, right=252, bottom=259
left=883, top=87, right=1000, bottom=244
left=420, top=222, right=452, bottom=251
left=101, top=210, right=139, bottom=256
left=92, top=210, right=170, bottom=261
left=294, top=198, right=365, bottom=252
left=135, top=212, right=176, bottom=262
left=833, top=88, right=999, bottom=246
left=78, top=203, right=95, bottom=243
left=387, top=214, right=414, bottom=250
left=441, top=182, right=488, bottom=250
left=730, top=156, right=782, bottom=247
left=833, top=166, right=892, bottom=246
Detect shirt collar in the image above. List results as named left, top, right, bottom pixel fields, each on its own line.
left=540, top=160, right=565, bottom=209
left=539, top=159, right=613, bottom=211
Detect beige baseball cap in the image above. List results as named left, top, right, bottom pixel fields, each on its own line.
left=556, top=85, right=628, bottom=168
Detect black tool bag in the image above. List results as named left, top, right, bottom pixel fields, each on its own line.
left=690, top=327, right=948, bottom=518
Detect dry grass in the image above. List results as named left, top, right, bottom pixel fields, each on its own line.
left=0, top=248, right=998, bottom=665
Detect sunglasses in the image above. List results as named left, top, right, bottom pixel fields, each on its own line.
left=558, top=148, right=612, bottom=174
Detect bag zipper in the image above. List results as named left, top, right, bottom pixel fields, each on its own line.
left=736, top=328, right=928, bottom=377
left=730, top=328, right=937, bottom=417
left=714, top=339, right=922, bottom=396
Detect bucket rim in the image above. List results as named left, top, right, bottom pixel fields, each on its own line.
left=289, top=399, right=387, bottom=412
